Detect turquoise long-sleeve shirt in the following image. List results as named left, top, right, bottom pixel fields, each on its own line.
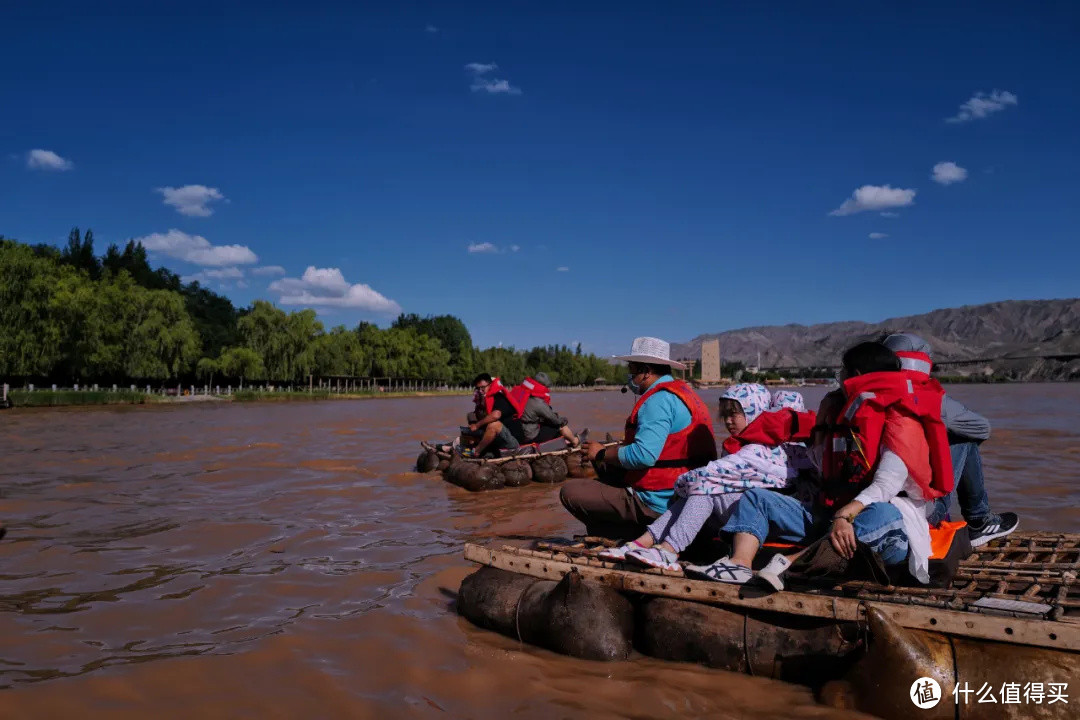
left=616, top=375, right=692, bottom=513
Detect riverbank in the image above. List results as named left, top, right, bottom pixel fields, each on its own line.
left=5, top=379, right=1073, bottom=409
left=2, top=384, right=634, bottom=409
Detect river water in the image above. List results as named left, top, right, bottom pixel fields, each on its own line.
left=1, top=384, right=1076, bottom=718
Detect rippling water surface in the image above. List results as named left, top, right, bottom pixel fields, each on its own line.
left=1, top=384, right=1076, bottom=718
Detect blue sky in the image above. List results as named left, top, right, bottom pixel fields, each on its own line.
left=3, top=2, right=1078, bottom=356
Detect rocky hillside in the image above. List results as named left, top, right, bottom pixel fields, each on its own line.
left=672, top=299, right=1080, bottom=381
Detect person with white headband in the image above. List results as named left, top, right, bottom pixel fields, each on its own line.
left=881, top=332, right=1018, bottom=546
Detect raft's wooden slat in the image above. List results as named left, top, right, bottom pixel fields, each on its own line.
left=464, top=543, right=1080, bottom=652
left=962, top=561, right=1080, bottom=571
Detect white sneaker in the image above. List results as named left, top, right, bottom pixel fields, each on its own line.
left=757, top=554, right=792, bottom=592
left=684, top=556, right=754, bottom=584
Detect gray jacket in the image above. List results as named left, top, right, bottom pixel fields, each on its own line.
left=942, top=394, right=991, bottom=442
left=518, top=396, right=568, bottom=441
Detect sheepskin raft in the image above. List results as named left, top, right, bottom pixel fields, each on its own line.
left=459, top=532, right=1080, bottom=720
left=415, top=439, right=618, bottom=491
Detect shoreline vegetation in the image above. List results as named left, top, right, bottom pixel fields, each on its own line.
left=1, top=230, right=628, bottom=400
left=5, top=376, right=1067, bottom=409
left=4, top=384, right=631, bottom=409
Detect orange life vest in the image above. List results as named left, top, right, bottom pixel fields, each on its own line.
left=819, top=371, right=953, bottom=509
left=505, top=376, right=552, bottom=417
left=623, top=380, right=718, bottom=492
left=721, top=408, right=817, bottom=456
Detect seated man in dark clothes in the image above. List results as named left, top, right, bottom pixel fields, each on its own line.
left=462, top=373, right=521, bottom=458
left=514, top=372, right=582, bottom=447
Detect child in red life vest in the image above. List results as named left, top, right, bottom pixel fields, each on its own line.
left=685, top=342, right=952, bottom=590
left=599, top=384, right=814, bottom=571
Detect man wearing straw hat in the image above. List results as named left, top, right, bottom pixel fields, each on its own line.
left=560, top=337, right=717, bottom=540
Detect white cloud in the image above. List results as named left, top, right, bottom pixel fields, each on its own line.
left=471, top=78, right=522, bottom=95
left=251, top=265, right=286, bottom=276
left=880, top=211, right=900, bottom=218
left=156, top=185, right=227, bottom=217
left=425, top=24, right=439, bottom=33
left=829, top=185, right=916, bottom=217
left=869, top=232, right=889, bottom=240
left=556, top=266, right=570, bottom=272
left=268, top=266, right=402, bottom=314
left=203, top=267, right=244, bottom=279
left=932, top=161, right=968, bottom=185
left=134, top=229, right=258, bottom=267
left=27, top=149, right=73, bottom=171
left=183, top=267, right=243, bottom=285
left=467, top=242, right=499, bottom=253
left=946, top=89, right=1018, bottom=123
left=465, top=62, right=522, bottom=95
left=510, top=245, right=521, bottom=252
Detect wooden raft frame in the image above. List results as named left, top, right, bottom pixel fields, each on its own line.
left=463, top=540, right=1080, bottom=652
left=423, top=440, right=620, bottom=466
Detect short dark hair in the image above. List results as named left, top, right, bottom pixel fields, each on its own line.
left=841, top=342, right=900, bottom=376
left=473, top=373, right=492, bottom=386
left=628, top=362, right=672, bottom=377
left=718, top=398, right=744, bottom=417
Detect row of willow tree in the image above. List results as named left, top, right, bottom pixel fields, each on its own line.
left=0, top=231, right=626, bottom=387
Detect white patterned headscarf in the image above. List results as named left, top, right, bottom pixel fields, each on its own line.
left=770, top=390, right=806, bottom=413
left=720, top=383, right=771, bottom=424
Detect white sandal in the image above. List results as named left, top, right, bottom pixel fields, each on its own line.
left=626, top=546, right=681, bottom=572
left=598, top=540, right=646, bottom=561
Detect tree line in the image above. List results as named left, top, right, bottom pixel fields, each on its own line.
left=0, top=231, right=625, bottom=387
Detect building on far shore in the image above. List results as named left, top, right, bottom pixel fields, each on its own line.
left=701, top=339, right=721, bottom=383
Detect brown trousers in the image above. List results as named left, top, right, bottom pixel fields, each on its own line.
left=559, top=474, right=660, bottom=541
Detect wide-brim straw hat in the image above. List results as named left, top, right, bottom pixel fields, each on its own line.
left=612, top=336, right=686, bottom=370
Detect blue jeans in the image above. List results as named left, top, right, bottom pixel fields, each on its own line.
left=723, top=489, right=909, bottom=566
left=928, top=441, right=991, bottom=526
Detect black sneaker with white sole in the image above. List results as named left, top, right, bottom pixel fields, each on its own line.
left=968, top=512, right=1019, bottom=547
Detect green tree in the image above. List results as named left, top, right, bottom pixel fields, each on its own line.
left=0, top=241, right=68, bottom=376
left=125, top=287, right=201, bottom=378
left=237, top=301, right=323, bottom=382
left=197, top=356, right=219, bottom=387
left=217, top=347, right=266, bottom=389
left=393, top=313, right=472, bottom=378
left=60, top=227, right=101, bottom=280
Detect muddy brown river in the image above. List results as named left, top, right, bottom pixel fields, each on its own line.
left=2, top=384, right=1077, bottom=718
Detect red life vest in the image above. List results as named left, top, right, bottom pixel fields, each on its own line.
left=722, top=409, right=817, bottom=456
left=481, top=377, right=512, bottom=416
left=505, top=376, right=552, bottom=417
left=819, top=372, right=953, bottom=509
left=623, top=380, right=718, bottom=492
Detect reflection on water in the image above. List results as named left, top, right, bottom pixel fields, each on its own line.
left=1, top=385, right=1076, bottom=717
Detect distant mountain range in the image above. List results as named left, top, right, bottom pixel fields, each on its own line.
left=671, top=299, right=1080, bottom=381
